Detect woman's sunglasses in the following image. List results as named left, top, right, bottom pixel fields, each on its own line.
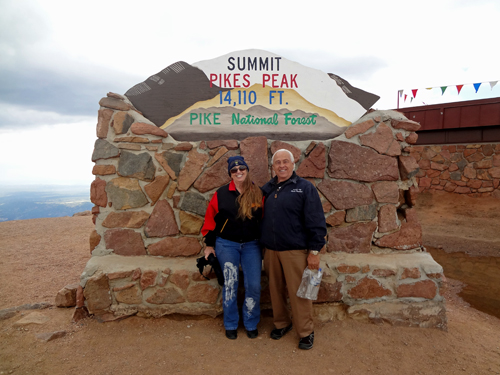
left=230, top=166, right=247, bottom=174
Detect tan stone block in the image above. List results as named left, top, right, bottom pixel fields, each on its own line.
left=148, top=237, right=201, bottom=257
left=140, top=270, right=158, bottom=290
left=337, top=264, right=361, bottom=274
left=345, top=119, right=375, bottom=138
left=112, top=111, right=134, bottom=135
left=117, top=144, right=142, bottom=151
left=348, top=277, right=392, bottom=299
left=174, top=142, right=193, bottom=151
left=325, top=211, right=346, bottom=226
left=477, top=169, right=492, bottom=180
left=397, top=280, right=436, bottom=299
left=430, top=162, right=448, bottom=171
left=177, top=149, right=210, bottom=191
left=114, top=136, right=150, bottom=143
left=186, top=284, right=220, bottom=304
left=104, top=229, right=146, bottom=256
left=170, top=270, right=191, bottom=290
left=97, top=108, right=113, bottom=138
left=92, top=165, right=116, bottom=176
left=488, top=167, right=500, bottom=178
left=131, top=122, right=168, bottom=138
left=114, top=285, right=142, bottom=304
left=401, top=268, right=421, bottom=279
left=146, top=288, right=185, bottom=304
left=179, top=211, right=204, bottom=235
left=90, top=230, right=101, bottom=253
left=207, top=146, right=229, bottom=167
left=144, top=199, right=179, bottom=237
left=167, top=181, right=177, bottom=199
left=83, top=274, right=112, bottom=313
left=405, top=132, right=418, bottom=144
left=240, top=136, right=271, bottom=187
left=144, top=175, right=170, bottom=205
left=102, top=211, right=150, bottom=228
left=91, top=178, right=107, bottom=207
left=372, top=269, right=396, bottom=277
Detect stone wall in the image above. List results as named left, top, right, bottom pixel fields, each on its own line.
left=83, top=92, right=446, bottom=329
left=410, top=144, right=500, bottom=198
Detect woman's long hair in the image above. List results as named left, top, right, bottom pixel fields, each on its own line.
left=237, top=172, right=263, bottom=220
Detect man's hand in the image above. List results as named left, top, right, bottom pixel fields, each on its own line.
left=307, top=252, right=320, bottom=270
left=204, top=246, right=215, bottom=260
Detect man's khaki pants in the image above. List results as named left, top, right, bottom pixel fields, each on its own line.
left=263, top=248, right=313, bottom=338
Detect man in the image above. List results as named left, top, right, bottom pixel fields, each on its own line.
left=261, top=149, right=327, bottom=350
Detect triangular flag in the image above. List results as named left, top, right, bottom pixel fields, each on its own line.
left=490, top=81, right=498, bottom=90
left=412, top=89, right=418, bottom=98
left=426, top=87, right=432, bottom=90
left=456, top=85, right=464, bottom=94
left=410, top=97, right=414, bottom=103
left=441, top=86, right=447, bottom=95
left=404, top=94, right=407, bottom=102
left=473, top=83, right=482, bottom=93
left=398, top=90, right=403, bottom=97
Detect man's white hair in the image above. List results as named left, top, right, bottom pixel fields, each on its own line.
left=271, top=149, right=295, bottom=164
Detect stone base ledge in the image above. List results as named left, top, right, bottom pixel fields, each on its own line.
left=80, top=252, right=446, bottom=329
left=347, top=300, right=447, bottom=330
left=81, top=254, right=201, bottom=286
left=320, top=252, right=443, bottom=275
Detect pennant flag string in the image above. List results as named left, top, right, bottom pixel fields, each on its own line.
left=399, top=79, right=499, bottom=98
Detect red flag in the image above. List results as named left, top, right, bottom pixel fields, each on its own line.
left=404, top=94, right=407, bottom=102
left=456, top=85, right=464, bottom=94
left=412, top=89, right=418, bottom=98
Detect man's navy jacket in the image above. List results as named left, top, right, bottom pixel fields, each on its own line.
left=260, top=172, right=327, bottom=251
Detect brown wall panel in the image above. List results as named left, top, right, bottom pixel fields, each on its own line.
left=479, top=103, right=500, bottom=126
left=443, top=107, right=461, bottom=129
left=424, top=109, right=443, bottom=130
left=416, top=126, right=500, bottom=145
left=460, top=105, right=481, bottom=128
left=397, top=97, right=500, bottom=133
left=483, top=127, right=500, bottom=142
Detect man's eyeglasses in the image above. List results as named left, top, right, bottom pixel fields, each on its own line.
left=230, top=166, right=247, bottom=174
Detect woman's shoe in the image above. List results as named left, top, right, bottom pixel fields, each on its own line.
left=225, top=329, right=238, bottom=340
left=246, top=329, right=258, bottom=339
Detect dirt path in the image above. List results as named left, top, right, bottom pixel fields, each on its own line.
left=1, top=193, right=500, bottom=375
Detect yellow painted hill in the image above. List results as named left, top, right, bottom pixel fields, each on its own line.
left=161, top=84, right=350, bottom=128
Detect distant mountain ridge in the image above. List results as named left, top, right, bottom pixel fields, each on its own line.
left=0, top=187, right=93, bottom=221
left=125, top=62, right=228, bottom=126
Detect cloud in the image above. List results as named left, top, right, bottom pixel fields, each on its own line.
left=0, top=0, right=144, bottom=124
left=0, top=62, right=140, bottom=121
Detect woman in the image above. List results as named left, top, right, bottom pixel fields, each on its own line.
left=201, top=155, right=263, bottom=340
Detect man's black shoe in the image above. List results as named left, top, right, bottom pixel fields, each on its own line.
left=225, top=329, right=237, bottom=340
left=246, top=329, right=258, bottom=339
left=270, top=323, right=293, bottom=340
left=298, top=331, right=314, bottom=350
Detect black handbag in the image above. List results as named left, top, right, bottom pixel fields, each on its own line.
left=196, top=253, right=224, bottom=286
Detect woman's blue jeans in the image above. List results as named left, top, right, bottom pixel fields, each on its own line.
left=215, top=237, right=262, bottom=331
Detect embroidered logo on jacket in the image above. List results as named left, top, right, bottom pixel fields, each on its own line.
left=290, top=189, right=303, bottom=193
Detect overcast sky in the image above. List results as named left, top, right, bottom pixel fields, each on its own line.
left=0, top=0, right=499, bottom=186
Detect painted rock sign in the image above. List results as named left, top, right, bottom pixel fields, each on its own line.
left=125, top=49, right=379, bottom=141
